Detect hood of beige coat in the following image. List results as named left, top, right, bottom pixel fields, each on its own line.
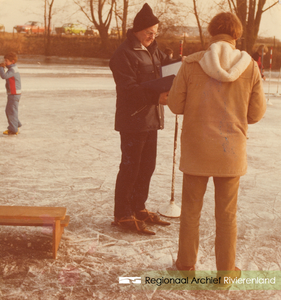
left=184, top=34, right=252, bottom=82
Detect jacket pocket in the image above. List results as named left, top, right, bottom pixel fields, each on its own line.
left=137, top=64, right=156, bottom=82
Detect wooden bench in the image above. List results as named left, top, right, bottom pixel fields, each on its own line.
left=0, top=206, right=70, bottom=259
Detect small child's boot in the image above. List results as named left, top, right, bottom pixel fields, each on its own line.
left=3, top=129, right=19, bottom=135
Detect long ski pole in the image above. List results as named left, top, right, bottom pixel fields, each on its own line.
left=158, top=112, right=181, bottom=218
left=158, top=40, right=183, bottom=218
left=261, top=47, right=264, bottom=76
left=171, top=114, right=179, bottom=203
left=276, top=67, right=281, bottom=95
left=169, top=40, right=183, bottom=202
left=267, top=47, right=273, bottom=105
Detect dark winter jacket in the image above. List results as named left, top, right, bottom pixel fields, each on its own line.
left=109, top=29, right=169, bottom=132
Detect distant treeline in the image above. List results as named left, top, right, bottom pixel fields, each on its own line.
left=0, top=32, right=281, bottom=69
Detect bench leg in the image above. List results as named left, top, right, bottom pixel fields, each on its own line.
left=53, top=220, right=63, bottom=259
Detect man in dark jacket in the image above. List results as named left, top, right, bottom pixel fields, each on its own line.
left=110, top=3, right=170, bottom=235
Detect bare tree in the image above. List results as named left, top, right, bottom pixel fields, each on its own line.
left=153, top=0, right=187, bottom=35
left=219, top=0, right=280, bottom=53
left=44, top=0, right=55, bottom=56
left=192, top=0, right=206, bottom=49
left=74, top=0, right=116, bottom=49
left=19, top=0, right=56, bottom=55
left=113, top=0, right=129, bottom=40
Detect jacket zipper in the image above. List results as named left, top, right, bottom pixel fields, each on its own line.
left=131, top=105, right=147, bottom=116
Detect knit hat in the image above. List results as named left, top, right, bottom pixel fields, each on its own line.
left=133, top=3, right=159, bottom=32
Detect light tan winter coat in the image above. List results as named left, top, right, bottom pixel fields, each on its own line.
left=167, top=34, right=266, bottom=177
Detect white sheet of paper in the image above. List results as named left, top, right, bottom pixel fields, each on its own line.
left=161, top=61, right=182, bottom=77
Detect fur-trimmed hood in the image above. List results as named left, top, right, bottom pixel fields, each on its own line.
left=184, top=34, right=252, bottom=82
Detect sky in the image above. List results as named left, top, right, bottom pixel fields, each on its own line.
left=0, top=0, right=281, bottom=40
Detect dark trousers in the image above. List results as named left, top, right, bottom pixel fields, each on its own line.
left=114, top=130, right=157, bottom=219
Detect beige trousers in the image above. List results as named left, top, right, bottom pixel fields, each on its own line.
left=178, top=174, right=240, bottom=271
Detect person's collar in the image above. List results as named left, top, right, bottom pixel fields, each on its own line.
left=7, top=63, right=16, bottom=68
left=209, top=34, right=236, bottom=49
left=127, top=29, right=142, bottom=49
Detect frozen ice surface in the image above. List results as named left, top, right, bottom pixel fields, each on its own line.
left=0, top=61, right=280, bottom=299
left=0, top=63, right=115, bottom=93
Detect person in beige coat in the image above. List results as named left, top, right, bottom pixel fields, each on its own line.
left=166, top=12, right=266, bottom=273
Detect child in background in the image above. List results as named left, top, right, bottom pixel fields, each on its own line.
left=164, top=47, right=174, bottom=59
left=0, top=52, right=22, bottom=135
left=252, top=45, right=268, bottom=80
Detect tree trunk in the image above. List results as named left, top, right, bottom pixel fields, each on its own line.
left=121, top=0, right=129, bottom=40
left=45, top=0, right=55, bottom=56
left=97, top=25, right=110, bottom=50
left=236, top=0, right=247, bottom=50
left=75, top=0, right=115, bottom=51
left=235, top=0, right=267, bottom=53
left=193, top=0, right=205, bottom=50
left=44, top=0, right=47, bottom=49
